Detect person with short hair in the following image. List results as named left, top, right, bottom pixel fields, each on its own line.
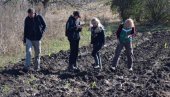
left=90, top=17, right=105, bottom=69
left=65, top=11, right=82, bottom=71
left=111, top=18, right=136, bottom=71
left=23, top=8, right=46, bottom=72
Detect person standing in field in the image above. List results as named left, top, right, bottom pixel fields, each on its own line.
left=65, top=11, right=82, bottom=72
left=23, top=8, right=46, bottom=72
left=90, top=18, right=105, bottom=69
left=111, top=18, right=136, bottom=71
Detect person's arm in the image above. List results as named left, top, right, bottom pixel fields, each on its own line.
left=99, top=30, right=105, bottom=45
left=23, top=18, right=27, bottom=44
left=39, top=15, right=46, bottom=33
left=66, top=18, right=76, bottom=33
left=90, top=29, right=93, bottom=44
left=131, top=27, right=136, bottom=37
left=116, top=24, right=123, bottom=39
left=131, top=27, right=136, bottom=34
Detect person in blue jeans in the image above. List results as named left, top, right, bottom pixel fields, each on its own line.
left=23, top=8, right=46, bottom=72
left=111, top=18, right=136, bottom=71
left=65, top=11, right=82, bottom=71
left=90, top=18, right=105, bottom=69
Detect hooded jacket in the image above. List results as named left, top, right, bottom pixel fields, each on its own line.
left=91, top=26, right=105, bottom=45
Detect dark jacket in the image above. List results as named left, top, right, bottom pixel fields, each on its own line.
left=116, top=24, right=136, bottom=39
left=65, top=15, right=82, bottom=41
left=23, top=14, right=46, bottom=43
left=91, top=27, right=105, bottom=45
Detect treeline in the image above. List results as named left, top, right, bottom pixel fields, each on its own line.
left=111, top=0, right=170, bottom=24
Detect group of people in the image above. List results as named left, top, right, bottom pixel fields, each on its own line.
left=23, top=8, right=136, bottom=73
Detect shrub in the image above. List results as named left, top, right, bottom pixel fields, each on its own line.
left=111, top=0, right=170, bottom=24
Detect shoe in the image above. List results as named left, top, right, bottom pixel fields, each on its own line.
left=35, top=67, right=41, bottom=72
left=22, top=67, right=29, bottom=73
left=68, top=66, right=80, bottom=72
left=129, top=67, right=133, bottom=72
left=35, top=65, right=41, bottom=72
left=94, top=65, right=100, bottom=69
left=72, top=66, right=79, bottom=70
left=110, top=66, right=116, bottom=71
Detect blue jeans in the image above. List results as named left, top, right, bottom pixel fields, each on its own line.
left=25, top=39, right=41, bottom=69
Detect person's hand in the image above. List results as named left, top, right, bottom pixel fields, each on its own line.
left=77, top=25, right=82, bottom=29
left=104, top=44, right=107, bottom=47
left=128, top=35, right=132, bottom=38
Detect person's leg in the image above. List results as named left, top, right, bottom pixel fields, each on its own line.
left=92, top=45, right=100, bottom=66
left=97, top=52, right=102, bottom=68
left=98, top=44, right=103, bottom=68
left=124, top=42, right=133, bottom=69
left=32, top=40, right=41, bottom=70
left=25, top=39, right=32, bottom=70
left=112, top=42, right=124, bottom=68
left=69, top=40, right=74, bottom=68
left=96, top=52, right=102, bottom=69
left=92, top=44, right=103, bottom=69
left=73, top=40, right=79, bottom=67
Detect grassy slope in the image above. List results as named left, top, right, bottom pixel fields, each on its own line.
left=0, top=24, right=115, bottom=67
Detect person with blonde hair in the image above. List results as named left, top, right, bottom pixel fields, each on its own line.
left=90, top=17, right=105, bottom=69
left=111, top=18, right=136, bottom=71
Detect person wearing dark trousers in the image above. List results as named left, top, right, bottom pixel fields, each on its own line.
left=65, top=11, right=82, bottom=71
left=23, top=8, right=46, bottom=72
left=111, top=18, right=136, bottom=72
left=90, top=18, right=105, bottom=69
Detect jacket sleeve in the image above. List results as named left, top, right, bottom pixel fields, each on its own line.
left=39, top=15, right=46, bottom=33
left=66, top=18, right=76, bottom=33
left=100, top=30, right=105, bottom=45
left=131, top=27, right=136, bottom=36
left=91, top=32, right=93, bottom=44
left=23, top=18, right=27, bottom=43
left=116, top=24, right=123, bottom=39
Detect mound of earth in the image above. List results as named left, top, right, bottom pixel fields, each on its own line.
left=0, top=31, right=170, bottom=97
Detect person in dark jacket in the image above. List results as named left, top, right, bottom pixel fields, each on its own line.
left=65, top=11, right=82, bottom=71
left=90, top=18, right=105, bottom=69
left=23, top=8, right=46, bottom=72
left=111, top=18, right=136, bottom=71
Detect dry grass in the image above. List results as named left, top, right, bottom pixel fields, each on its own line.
left=0, top=1, right=118, bottom=66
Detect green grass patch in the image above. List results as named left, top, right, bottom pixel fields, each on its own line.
left=1, top=84, right=10, bottom=95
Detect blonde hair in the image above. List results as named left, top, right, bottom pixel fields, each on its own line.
left=125, top=18, right=135, bottom=28
left=90, top=17, right=104, bottom=29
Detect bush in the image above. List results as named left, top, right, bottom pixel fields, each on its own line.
left=111, top=0, right=144, bottom=21
left=111, top=0, right=170, bottom=24
left=145, top=0, right=170, bottom=24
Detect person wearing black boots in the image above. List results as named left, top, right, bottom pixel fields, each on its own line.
left=65, top=11, right=82, bottom=71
